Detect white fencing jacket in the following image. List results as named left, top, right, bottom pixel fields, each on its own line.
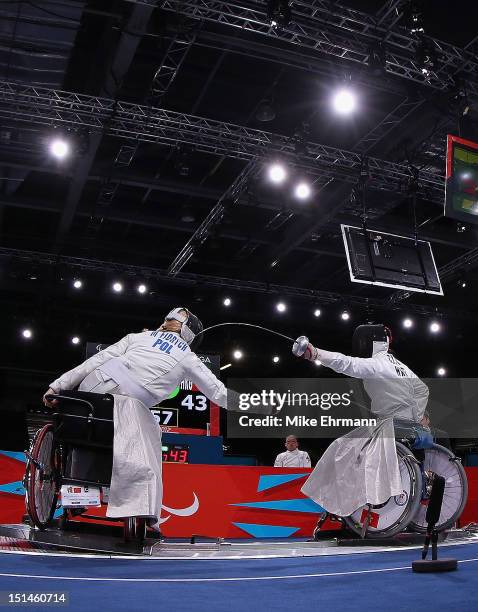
left=317, top=348, right=429, bottom=422
left=49, top=330, right=227, bottom=409
left=274, top=449, right=311, bottom=468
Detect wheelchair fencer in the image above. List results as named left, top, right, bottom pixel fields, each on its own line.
left=314, top=422, right=468, bottom=540
left=23, top=390, right=147, bottom=543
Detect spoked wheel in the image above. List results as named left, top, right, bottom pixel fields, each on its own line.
left=408, top=444, right=468, bottom=533
left=123, top=517, right=147, bottom=544
left=343, top=442, right=423, bottom=538
left=24, top=424, right=60, bottom=530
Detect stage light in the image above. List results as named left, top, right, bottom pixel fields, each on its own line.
left=276, top=302, right=287, bottom=313
left=112, top=282, right=123, bottom=293
left=294, top=182, right=311, bottom=200
left=332, top=88, right=357, bottom=115
left=341, top=311, right=350, bottom=321
left=137, top=284, right=147, bottom=294
left=73, top=279, right=83, bottom=289
left=49, top=138, right=69, bottom=159
left=268, top=163, right=287, bottom=184
left=22, top=328, right=32, bottom=339
left=314, top=308, right=322, bottom=317
left=273, top=355, right=280, bottom=363
left=430, top=321, right=441, bottom=334
left=267, top=0, right=291, bottom=28
left=437, top=367, right=446, bottom=377
left=71, top=336, right=80, bottom=345
left=233, top=350, right=243, bottom=360
left=403, top=318, right=414, bottom=329
left=223, top=297, right=232, bottom=307
left=220, top=363, right=232, bottom=371
left=459, top=279, right=467, bottom=288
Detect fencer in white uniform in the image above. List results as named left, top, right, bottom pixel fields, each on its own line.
left=274, top=435, right=311, bottom=468
left=43, top=307, right=227, bottom=530
left=292, top=324, right=429, bottom=518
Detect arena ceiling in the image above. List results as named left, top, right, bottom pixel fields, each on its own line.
left=1, top=0, right=478, bottom=380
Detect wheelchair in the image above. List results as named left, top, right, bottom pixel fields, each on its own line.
left=342, top=425, right=468, bottom=539
left=23, top=391, right=148, bottom=543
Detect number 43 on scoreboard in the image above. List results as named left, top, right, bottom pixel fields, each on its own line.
left=181, top=394, right=208, bottom=411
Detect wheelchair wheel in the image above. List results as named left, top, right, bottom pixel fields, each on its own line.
left=123, top=517, right=146, bottom=543
left=343, top=442, right=423, bottom=538
left=25, top=424, right=60, bottom=530
left=408, top=444, right=468, bottom=533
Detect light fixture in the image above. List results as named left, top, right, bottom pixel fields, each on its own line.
left=71, top=336, right=80, bottom=345
left=332, top=88, right=357, bottom=115
left=73, top=279, right=83, bottom=289
left=137, top=284, right=147, bottom=294
left=49, top=138, right=70, bottom=159
left=437, top=367, right=446, bottom=377
left=276, top=302, right=287, bottom=313
left=315, top=360, right=322, bottom=366
left=430, top=321, right=441, bottom=334
left=233, top=350, right=243, bottom=360
left=112, top=282, right=123, bottom=293
left=273, top=355, right=280, bottom=363
left=294, top=182, right=311, bottom=200
left=22, top=328, right=32, bottom=339
left=268, top=163, right=287, bottom=184
left=220, top=363, right=232, bottom=371
left=459, top=279, right=467, bottom=288
left=341, top=311, right=350, bottom=321
left=267, top=0, right=291, bottom=28
left=223, top=297, right=232, bottom=307
left=314, top=308, right=322, bottom=317
left=403, top=318, right=414, bottom=329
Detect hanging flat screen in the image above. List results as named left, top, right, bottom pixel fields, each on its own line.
left=341, top=224, right=443, bottom=295
left=445, top=134, right=478, bottom=223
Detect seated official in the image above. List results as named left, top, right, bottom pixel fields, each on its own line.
left=274, top=435, right=311, bottom=468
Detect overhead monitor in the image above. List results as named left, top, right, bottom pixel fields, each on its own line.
left=445, top=134, right=478, bottom=224
left=341, top=224, right=443, bottom=295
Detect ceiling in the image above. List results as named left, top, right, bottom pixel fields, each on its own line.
left=1, top=0, right=478, bottom=381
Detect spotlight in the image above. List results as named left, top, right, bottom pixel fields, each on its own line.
left=49, top=138, right=70, bottom=159
left=223, top=297, right=232, bottom=307
left=220, top=363, right=232, bottom=371
left=256, top=98, right=276, bottom=122
left=437, top=367, right=446, bottom=377
left=294, top=182, right=311, bottom=200
left=403, top=318, right=414, bottom=329
left=273, top=355, right=280, bottom=363
left=459, top=280, right=467, bottom=288
left=430, top=321, right=441, bottom=334
left=112, top=282, right=123, bottom=293
left=71, top=336, right=80, bottom=345
left=21, top=328, right=32, bottom=339
left=276, top=302, right=287, bottom=313
left=341, top=311, right=350, bottom=321
left=267, top=0, right=291, bottom=28
left=233, top=350, right=243, bottom=360
left=268, top=163, right=287, bottom=184
left=73, top=279, right=83, bottom=289
left=332, top=88, right=357, bottom=115
left=457, top=223, right=467, bottom=233
left=314, top=360, right=322, bottom=366
left=314, top=308, right=322, bottom=317
left=137, top=284, right=147, bottom=294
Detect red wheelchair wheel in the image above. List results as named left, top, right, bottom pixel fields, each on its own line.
left=25, top=424, right=60, bottom=530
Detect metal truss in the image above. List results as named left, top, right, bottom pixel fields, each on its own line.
left=168, top=160, right=256, bottom=275
left=0, top=82, right=445, bottom=201
left=0, top=245, right=474, bottom=320
left=159, top=1, right=478, bottom=98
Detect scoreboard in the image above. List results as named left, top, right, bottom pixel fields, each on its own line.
left=86, top=343, right=221, bottom=436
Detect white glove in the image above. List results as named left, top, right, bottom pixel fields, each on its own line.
left=292, top=336, right=318, bottom=361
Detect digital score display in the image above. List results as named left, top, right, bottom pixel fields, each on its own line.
left=445, top=135, right=478, bottom=224
left=162, top=444, right=189, bottom=463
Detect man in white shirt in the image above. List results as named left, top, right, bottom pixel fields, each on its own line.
left=274, top=435, right=311, bottom=468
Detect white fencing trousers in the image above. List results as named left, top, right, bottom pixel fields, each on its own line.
left=78, top=370, right=163, bottom=530
left=301, top=417, right=402, bottom=517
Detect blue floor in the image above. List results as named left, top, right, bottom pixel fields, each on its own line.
left=1, top=543, right=477, bottom=611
